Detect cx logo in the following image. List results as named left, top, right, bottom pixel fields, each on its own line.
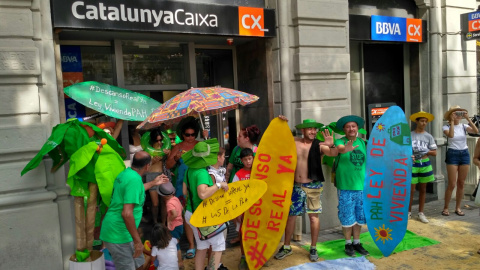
left=406, top=18, right=422, bottom=42
left=238, top=7, right=268, bottom=36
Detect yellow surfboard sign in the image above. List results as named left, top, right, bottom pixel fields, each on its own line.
left=242, top=118, right=297, bottom=270
left=189, top=180, right=268, bottom=227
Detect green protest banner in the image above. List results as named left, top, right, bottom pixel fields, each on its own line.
left=64, top=81, right=161, bottom=121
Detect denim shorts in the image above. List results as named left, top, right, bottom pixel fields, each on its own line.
left=445, top=148, right=470, bottom=166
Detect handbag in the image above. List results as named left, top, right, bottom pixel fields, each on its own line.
left=185, top=169, right=227, bottom=240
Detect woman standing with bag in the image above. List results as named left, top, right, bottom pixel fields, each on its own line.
left=182, top=139, right=229, bottom=270
left=442, top=106, right=478, bottom=216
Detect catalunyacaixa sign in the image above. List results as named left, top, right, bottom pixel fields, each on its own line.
left=50, top=0, right=276, bottom=37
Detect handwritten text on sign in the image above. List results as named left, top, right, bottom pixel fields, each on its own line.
left=64, top=81, right=161, bottom=121
left=242, top=118, right=297, bottom=270
left=189, top=180, right=267, bottom=227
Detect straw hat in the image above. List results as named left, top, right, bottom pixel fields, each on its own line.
left=295, top=119, right=323, bottom=129
left=444, top=105, right=467, bottom=120
left=410, top=111, right=434, bottom=122
left=337, top=115, right=365, bottom=129
left=182, top=138, right=219, bottom=169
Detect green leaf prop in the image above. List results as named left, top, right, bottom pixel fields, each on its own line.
left=94, top=145, right=125, bottom=206
left=68, top=142, right=125, bottom=206
left=21, top=119, right=126, bottom=176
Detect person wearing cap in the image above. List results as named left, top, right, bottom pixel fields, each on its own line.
left=182, top=139, right=229, bottom=270
left=334, top=115, right=369, bottom=257
left=157, top=182, right=184, bottom=269
left=275, top=117, right=350, bottom=262
left=442, top=106, right=478, bottom=216
left=409, top=111, right=437, bottom=223
left=100, top=151, right=169, bottom=270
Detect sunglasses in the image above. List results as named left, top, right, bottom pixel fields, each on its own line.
left=184, top=133, right=196, bottom=137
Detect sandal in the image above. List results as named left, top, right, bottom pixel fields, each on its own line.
left=185, top=248, right=196, bottom=259
left=441, top=210, right=449, bottom=216
left=454, top=210, right=465, bottom=216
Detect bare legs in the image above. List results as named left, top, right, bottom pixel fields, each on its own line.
left=149, top=190, right=159, bottom=224
left=342, top=224, right=361, bottom=241
left=444, top=164, right=469, bottom=213
left=308, top=213, right=320, bottom=247
left=283, top=215, right=297, bottom=246
left=409, top=183, right=427, bottom=213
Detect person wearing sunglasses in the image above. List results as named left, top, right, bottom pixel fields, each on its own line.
left=165, top=116, right=208, bottom=260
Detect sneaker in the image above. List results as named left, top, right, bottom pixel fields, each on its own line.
left=238, top=257, right=248, bottom=270
left=309, top=248, right=319, bottom=262
left=345, top=244, right=356, bottom=257
left=408, top=212, right=412, bottom=219
left=274, top=246, right=293, bottom=260
left=418, top=212, right=429, bottom=223
left=353, top=243, right=369, bottom=256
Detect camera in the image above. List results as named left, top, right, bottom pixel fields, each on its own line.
left=455, top=111, right=466, bottom=116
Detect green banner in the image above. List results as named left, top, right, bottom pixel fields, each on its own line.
left=64, top=81, right=161, bottom=121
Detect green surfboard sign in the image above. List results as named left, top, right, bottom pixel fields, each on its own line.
left=64, top=81, right=161, bottom=121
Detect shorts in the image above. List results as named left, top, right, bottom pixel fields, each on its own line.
left=445, top=148, right=470, bottom=166
left=337, top=190, right=366, bottom=227
left=170, top=225, right=184, bottom=250
left=289, top=182, right=323, bottom=216
left=185, top=210, right=226, bottom=252
left=412, top=158, right=434, bottom=184
left=144, top=172, right=161, bottom=191
left=104, top=241, right=145, bottom=270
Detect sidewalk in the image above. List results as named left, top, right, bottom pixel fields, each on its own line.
left=295, top=198, right=480, bottom=246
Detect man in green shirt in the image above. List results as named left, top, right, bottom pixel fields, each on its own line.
left=100, top=151, right=169, bottom=270
left=334, top=115, right=369, bottom=257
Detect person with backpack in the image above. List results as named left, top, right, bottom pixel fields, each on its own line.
left=442, top=106, right=478, bottom=216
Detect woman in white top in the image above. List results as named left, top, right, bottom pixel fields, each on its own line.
left=442, top=106, right=478, bottom=216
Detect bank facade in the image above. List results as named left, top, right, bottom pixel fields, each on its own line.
left=0, top=0, right=477, bottom=269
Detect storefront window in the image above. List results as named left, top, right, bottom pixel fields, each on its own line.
left=123, top=42, right=187, bottom=85
left=81, top=47, right=115, bottom=85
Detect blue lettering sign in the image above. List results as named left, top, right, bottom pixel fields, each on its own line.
left=371, top=15, right=406, bottom=42
left=469, top=11, right=480, bottom=21
left=60, top=46, right=82, bottom=72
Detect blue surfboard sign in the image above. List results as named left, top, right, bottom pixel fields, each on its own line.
left=364, top=106, right=412, bottom=257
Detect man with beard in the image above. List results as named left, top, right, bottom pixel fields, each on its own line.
left=274, top=118, right=356, bottom=262
left=334, top=115, right=369, bottom=257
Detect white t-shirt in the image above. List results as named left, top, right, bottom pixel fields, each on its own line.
left=151, top=238, right=178, bottom=270
left=442, top=124, right=469, bottom=150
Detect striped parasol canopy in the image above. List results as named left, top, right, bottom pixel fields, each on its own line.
left=137, top=86, right=259, bottom=130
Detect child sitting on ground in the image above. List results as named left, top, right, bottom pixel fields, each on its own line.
left=150, top=223, right=179, bottom=270
left=157, top=182, right=184, bottom=270
left=232, top=148, right=254, bottom=270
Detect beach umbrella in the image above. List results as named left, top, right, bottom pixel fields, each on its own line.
left=137, top=86, right=259, bottom=130
left=64, top=81, right=161, bottom=121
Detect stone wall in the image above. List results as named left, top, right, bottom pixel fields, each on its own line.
left=0, top=0, right=74, bottom=269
